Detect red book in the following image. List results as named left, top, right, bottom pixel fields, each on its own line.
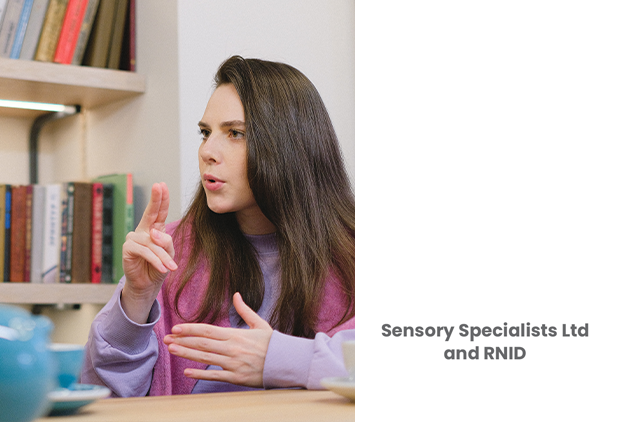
left=9, top=186, right=27, bottom=282
left=91, top=183, right=103, bottom=283
left=53, top=0, right=89, bottom=64
left=24, top=185, right=33, bottom=282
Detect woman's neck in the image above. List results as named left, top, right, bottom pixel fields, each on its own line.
left=236, top=207, right=276, bottom=235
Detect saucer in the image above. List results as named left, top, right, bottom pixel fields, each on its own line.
left=320, top=377, right=355, bottom=401
left=48, top=384, right=111, bottom=416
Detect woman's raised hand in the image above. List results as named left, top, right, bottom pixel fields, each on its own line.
left=121, top=182, right=177, bottom=324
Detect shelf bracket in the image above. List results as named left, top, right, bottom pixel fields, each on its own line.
left=29, top=105, right=81, bottom=184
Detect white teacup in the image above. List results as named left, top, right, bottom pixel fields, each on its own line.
left=342, top=340, right=355, bottom=381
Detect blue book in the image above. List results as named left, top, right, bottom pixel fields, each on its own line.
left=4, top=186, right=11, bottom=281
left=9, top=0, right=33, bottom=58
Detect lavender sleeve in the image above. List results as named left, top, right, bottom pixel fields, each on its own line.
left=262, top=329, right=354, bottom=390
left=80, top=278, right=160, bottom=397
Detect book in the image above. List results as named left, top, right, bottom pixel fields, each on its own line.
left=18, top=0, right=50, bottom=60
left=53, top=0, right=88, bottom=64
left=3, top=185, right=11, bottom=281
left=9, top=185, right=26, bottom=282
left=33, top=0, right=68, bottom=62
left=69, top=0, right=97, bottom=65
left=93, top=173, right=133, bottom=283
left=81, top=0, right=113, bottom=67
left=9, top=0, right=33, bottom=58
left=59, top=181, right=74, bottom=283
left=29, top=184, right=45, bottom=283
left=70, top=182, right=92, bottom=283
left=42, top=184, right=61, bottom=283
left=0, top=0, right=25, bottom=58
left=0, top=185, right=6, bottom=281
left=90, top=182, right=103, bottom=283
left=23, top=184, right=32, bottom=282
left=118, top=0, right=133, bottom=71
left=100, top=183, right=113, bottom=283
left=105, top=0, right=125, bottom=69
left=0, top=0, right=10, bottom=26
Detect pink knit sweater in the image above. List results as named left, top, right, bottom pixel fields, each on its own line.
left=82, top=220, right=354, bottom=397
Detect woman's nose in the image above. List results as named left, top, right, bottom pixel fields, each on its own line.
left=199, top=136, right=219, bottom=163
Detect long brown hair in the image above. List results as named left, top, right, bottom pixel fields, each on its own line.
left=173, top=56, right=354, bottom=338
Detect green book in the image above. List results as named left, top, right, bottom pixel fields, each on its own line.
left=92, top=173, right=134, bottom=283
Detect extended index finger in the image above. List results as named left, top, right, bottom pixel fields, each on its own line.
left=137, top=182, right=169, bottom=233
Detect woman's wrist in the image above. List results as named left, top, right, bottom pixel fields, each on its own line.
left=120, top=285, right=159, bottom=324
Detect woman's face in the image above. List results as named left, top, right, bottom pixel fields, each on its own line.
left=198, top=83, right=274, bottom=234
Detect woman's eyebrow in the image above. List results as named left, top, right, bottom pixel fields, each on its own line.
left=220, top=120, right=246, bottom=128
left=198, top=120, right=245, bottom=129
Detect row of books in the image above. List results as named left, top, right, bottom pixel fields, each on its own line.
left=0, top=0, right=135, bottom=70
left=0, top=173, right=134, bottom=284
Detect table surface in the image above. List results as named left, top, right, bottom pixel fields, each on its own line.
left=35, top=389, right=354, bottom=422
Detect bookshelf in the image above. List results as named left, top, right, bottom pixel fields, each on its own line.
left=0, top=58, right=145, bottom=118
left=0, top=58, right=145, bottom=304
left=0, top=283, right=118, bottom=304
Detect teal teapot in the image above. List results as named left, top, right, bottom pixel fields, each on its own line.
left=0, top=304, right=56, bottom=422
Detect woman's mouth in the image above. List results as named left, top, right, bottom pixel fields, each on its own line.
left=204, top=174, right=224, bottom=191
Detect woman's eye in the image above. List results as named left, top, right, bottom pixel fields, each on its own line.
left=198, top=129, right=210, bottom=139
left=231, top=130, right=245, bottom=139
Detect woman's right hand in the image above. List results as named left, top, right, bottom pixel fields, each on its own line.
left=121, top=182, right=177, bottom=324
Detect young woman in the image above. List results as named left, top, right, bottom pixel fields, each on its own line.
left=81, top=56, right=355, bottom=396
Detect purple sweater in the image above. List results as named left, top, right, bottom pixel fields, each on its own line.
left=81, top=221, right=355, bottom=397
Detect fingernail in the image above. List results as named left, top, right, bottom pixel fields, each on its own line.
left=151, top=229, right=161, bottom=240
left=168, top=261, right=178, bottom=271
left=172, top=326, right=181, bottom=334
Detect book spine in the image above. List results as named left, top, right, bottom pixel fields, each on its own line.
left=29, top=185, right=45, bottom=283
left=23, top=184, right=32, bottom=282
left=122, top=174, right=134, bottom=283
left=125, top=172, right=133, bottom=231
left=42, top=184, right=61, bottom=284
left=59, top=182, right=74, bottom=283
left=100, top=183, right=113, bottom=283
left=9, top=0, right=33, bottom=58
left=70, top=182, right=91, bottom=283
left=81, top=0, right=113, bottom=67
left=59, top=183, right=67, bottom=282
left=18, top=0, right=50, bottom=60
left=70, top=0, right=97, bottom=65
left=90, top=182, right=103, bottom=283
left=0, top=185, right=6, bottom=281
left=33, top=0, right=68, bottom=62
left=0, top=0, right=26, bottom=58
left=105, top=0, right=126, bottom=69
left=9, top=185, right=26, bottom=282
left=53, top=0, right=87, bottom=64
left=3, top=186, right=10, bottom=281
left=0, top=0, right=10, bottom=27
left=127, top=0, right=133, bottom=70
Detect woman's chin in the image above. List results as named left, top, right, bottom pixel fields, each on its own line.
left=206, top=200, right=233, bottom=215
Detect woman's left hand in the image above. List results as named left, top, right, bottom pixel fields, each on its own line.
left=163, top=292, right=273, bottom=388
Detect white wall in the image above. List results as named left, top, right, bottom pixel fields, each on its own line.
left=176, top=0, right=355, bottom=214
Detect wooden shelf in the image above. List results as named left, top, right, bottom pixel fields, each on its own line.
left=0, top=58, right=146, bottom=117
left=0, top=283, right=118, bottom=305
